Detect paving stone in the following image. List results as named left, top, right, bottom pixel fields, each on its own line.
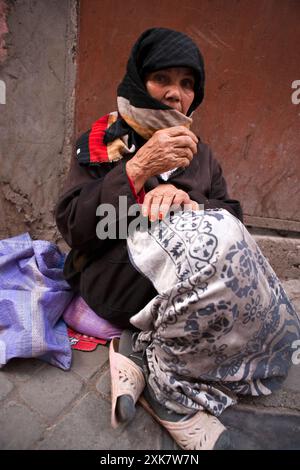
left=238, top=363, right=300, bottom=412
left=95, top=370, right=182, bottom=450
left=71, top=347, right=109, bottom=381
left=254, top=237, right=300, bottom=280
left=19, top=364, right=83, bottom=420
left=282, top=279, right=300, bottom=299
left=109, top=405, right=164, bottom=450
left=282, top=279, right=300, bottom=311
left=96, top=368, right=111, bottom=399
left=220, top=405, right=300, bottom=449
left=160, top=429, right=180, bottom=450
left=37, top=392, right=163, bottom=450
left=37, top=392, right=111, bottom=449
left=239, top=388, right=300, bottom=412
left=0, top=373, right=14, bottom=400
left=282, top=364, right=300, bottom=393
left=1, top=358, right=46, bottom=382
left=0, top=401, right=44, bottom=449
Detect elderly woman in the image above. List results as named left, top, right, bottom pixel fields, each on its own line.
left=56, top=28, right=300, bottom=450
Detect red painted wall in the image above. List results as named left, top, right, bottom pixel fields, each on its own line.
left=0, top=0, right=8, bottom=64
left=75, top=0, right=300, bottom=228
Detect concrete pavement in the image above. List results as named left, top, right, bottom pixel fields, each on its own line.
left=0, top=279, right=299, bottom=450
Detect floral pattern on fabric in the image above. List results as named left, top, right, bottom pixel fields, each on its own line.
left=127, top=209, right=300, bottom=416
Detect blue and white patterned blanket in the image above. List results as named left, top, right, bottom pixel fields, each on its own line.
left=127, top=209, right=300, bottom=416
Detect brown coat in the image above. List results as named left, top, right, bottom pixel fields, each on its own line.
left=55, top=141, right=243, bottom=327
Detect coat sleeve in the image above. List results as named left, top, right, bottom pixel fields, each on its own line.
left=55, top=153, right=138, bottom=251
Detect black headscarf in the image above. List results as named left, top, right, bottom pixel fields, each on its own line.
left=118, top=27, right=205, bottom=115
left=105, top=27, right=205, bottom=147
left=78, top=29, right=205, bottom=165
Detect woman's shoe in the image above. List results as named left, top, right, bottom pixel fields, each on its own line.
left=139, top=386, right=230, bottom=450
left=109, top=333, right=145, bottom=429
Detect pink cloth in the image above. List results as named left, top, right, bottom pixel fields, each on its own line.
left=63, top=295, right=122, bottom=340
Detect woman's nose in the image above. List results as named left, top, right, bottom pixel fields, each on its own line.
left=165, top=84, right=181, bottom=101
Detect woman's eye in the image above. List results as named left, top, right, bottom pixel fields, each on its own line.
left=182, top=79, right=194, bottom=89
left=154, top=74, right=167, bottom=83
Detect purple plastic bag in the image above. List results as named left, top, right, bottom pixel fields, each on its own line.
left=0, top=233, right=74, bottom=370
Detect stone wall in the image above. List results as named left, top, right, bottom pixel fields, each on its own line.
left=0, top=0, right=77, bottom=243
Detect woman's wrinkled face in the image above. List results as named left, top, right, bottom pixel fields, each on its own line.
left=144, top=67, right=195, bottom=115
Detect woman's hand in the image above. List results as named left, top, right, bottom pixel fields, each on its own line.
left=126, top=126, right=198, bottom=193
left=142, top=184, right=199, bottom=221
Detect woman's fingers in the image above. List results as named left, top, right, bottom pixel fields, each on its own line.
left=183, top=200, right=200, bottom=211
left=143, top=194, right=164, bottom=220
left=133, top=126, right=198, bottom=179
left=158, top=195, right=174, bottom=220
left=166, top=126, right=198, bottom=145
left=172, top=190, right=191, bottom=207
left=149, top=195, right=163, bottom=221
left=141, top=193, right=153, bottom=217
left=142, top=186, right=200, bottom=222
left=191, top=200, right=200, bottom=211
left=149, top=195, right=174, bottom=221
left=174, top=147, right=194, bottom=163
left=172, top=135, right=198, bottom=155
